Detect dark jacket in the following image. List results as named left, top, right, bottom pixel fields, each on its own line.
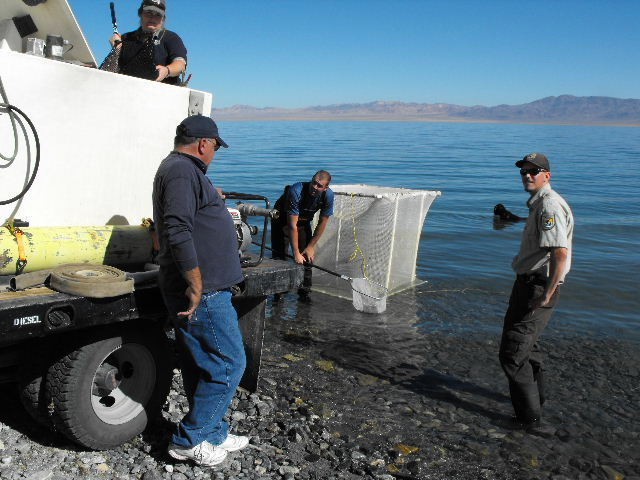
left=119, top=28, right=187, bottom=85
left=152, top=152, right=243, bottom=294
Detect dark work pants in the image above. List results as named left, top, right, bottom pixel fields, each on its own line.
left=499, top=274, right=560, bottom=422
left=270, top=218, right=313, bottom=290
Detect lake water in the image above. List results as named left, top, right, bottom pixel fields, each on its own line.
left=209, top=121, right=640, bottom=342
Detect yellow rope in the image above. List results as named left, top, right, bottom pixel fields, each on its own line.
left=347, top=193, right=369, bottom=278
left=142, top=217, right=160, bottom=258
left=4, top=220, right=27, bottom=274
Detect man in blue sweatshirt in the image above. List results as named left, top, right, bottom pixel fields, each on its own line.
left=271, top=171, right=334, bottom=298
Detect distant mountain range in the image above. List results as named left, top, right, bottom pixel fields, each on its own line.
left=213, top=95, right=640, bottom=126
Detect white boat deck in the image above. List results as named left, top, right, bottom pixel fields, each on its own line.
left=1, top=0, right=212, bottom=227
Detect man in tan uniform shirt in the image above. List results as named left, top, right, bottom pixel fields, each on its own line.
left=499, top=152, right=574, bottom=431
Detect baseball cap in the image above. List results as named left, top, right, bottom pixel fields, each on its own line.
left=176, top=115, right=229, bottom=148
left=515, top=152, right=550, bottom=171
left=141, top=0, right=166, bottom=16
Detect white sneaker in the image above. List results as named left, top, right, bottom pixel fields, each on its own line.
left=168, top=441, right=228, bottom=466
left=218, top=433, right=249, bottom=452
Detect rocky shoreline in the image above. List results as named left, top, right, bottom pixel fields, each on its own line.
left=0, top=286, right=638, bottom=480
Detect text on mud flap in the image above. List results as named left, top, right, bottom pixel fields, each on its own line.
left=13, top=315, right=41, bottom=327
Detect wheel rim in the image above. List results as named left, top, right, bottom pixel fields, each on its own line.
left=90, top=343, right=156, bottom=425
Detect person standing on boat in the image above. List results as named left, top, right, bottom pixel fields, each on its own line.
left=499, top=153, right=574, bottom=432
left=152, top=115, right=248, bottom=466
left=109, top=0, right=187, bottom=85
left=271, top=170, right=334, bottom=298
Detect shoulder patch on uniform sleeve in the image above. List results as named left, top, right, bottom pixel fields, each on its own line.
left=541, top=213, right=556, bottom=230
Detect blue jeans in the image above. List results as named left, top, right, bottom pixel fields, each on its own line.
left=162, top=290, right=247, bottom=448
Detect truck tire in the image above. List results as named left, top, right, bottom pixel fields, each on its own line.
left=18, top=366, right=52, bottom=428
left=46, top=326, right=172, bottom=450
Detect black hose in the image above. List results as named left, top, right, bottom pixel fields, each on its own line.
left=0, top=103, right=41, bottom=206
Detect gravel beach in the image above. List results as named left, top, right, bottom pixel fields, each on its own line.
left=0, top=285, right=638, bottom=480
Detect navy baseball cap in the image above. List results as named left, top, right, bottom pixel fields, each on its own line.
left=516, top=152, right=550, bottom=171
left=176, top=115, right=228, bottom=148
left=141, top=0, right=166, bottom=16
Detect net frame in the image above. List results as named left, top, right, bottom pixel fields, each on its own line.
left=312, top=185, right=441, bottom=300
left=351, top=277, right=388, bottom=314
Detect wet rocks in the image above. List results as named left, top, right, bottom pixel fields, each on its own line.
left=0, top=291, right=639, bottom=479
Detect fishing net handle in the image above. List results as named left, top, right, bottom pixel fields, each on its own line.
left=259, top=243, right=387, bottom=300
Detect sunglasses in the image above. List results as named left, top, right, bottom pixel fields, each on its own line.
left=520, top=167, right=547, bottom=177
left=203, top=138, right=221, bottom=151
left=142, top=10, right=164, bottom=18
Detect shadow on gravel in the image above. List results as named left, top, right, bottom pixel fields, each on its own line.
left=402, top=369, right=509, bottom=422
left=138, top=416, right=178, bottom=463
left=0, top=383, right=78, bottom=450
left=319, top=338, right=510, bottom=423
left=0, top=381, right=180, bottom=458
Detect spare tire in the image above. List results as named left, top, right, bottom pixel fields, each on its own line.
left=49, top=264, right=134, bottom=298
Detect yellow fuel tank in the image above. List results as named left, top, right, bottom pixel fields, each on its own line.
left=0, top=225, right=153, bottom=275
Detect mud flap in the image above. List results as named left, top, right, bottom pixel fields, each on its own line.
left=233, top=296, right=267, bottom=393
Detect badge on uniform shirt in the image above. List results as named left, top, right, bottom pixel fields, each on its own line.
left=542, top=213, right=556, bottom=230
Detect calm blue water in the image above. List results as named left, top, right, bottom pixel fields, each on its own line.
left=209, top=121, right=640, bottom=342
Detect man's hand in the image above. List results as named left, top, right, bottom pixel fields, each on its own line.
left=178, top=285, right=202, bottom=319
left=529, top=293, right=552, bottom=310
left=293, top=251, right=307, bottom=265
left=301, top=245, right=316, bottom=263
left=529, top=247, right=568, bottom=311
left=178, top=267, right=203, bottom=319
left=303, top=216, right=329, bottom=264
left=155, top=65, right=170, bottom=82
left=156, top=60, right=185, bottom=82
left=110, top=33, right=122, bottom=47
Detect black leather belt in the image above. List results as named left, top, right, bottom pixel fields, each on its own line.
left=517, top=272, right=547, bottom=284
left=203, top=283, right=244, bottom=296
left=203, top=287, right=232, bottom=294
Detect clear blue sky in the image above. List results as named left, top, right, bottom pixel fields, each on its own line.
left=72, top=0, right=640, bottom=109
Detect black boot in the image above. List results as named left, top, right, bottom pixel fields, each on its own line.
left=509, top=380, right=541, bottom=425
left=508, top=380, right=556, bottom=437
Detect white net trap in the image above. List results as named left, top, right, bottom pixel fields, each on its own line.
left=312, top=184, right=441, bottom=310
